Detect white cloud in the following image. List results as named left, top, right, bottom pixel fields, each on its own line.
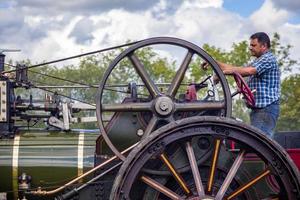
left=250, top=0, right=289, bottom=32
left=2, top=0, right=244, bottom=65
left=1, top=0, right=300, bottom=72
left=14, top=0, right=159, bottom=14
left=69, top=18, right=95, bottom=45
left=277, top=23, right=300, bottom=67
left=172, top=2, right=248, bottom=49
left=249, top=0, right=300, bottom=65
left=181, top=0, right=223, bottom=9
left=271, top=0, right=300, bottom=13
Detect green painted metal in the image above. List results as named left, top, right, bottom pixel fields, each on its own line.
left=99, top=112, right=144, bottom=155
left=0, top=130, right=98, bottom=200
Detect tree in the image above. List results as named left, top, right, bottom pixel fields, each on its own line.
left=271, top=33, right=298, bottom=72
left=193, top=33, right=299, bottom=126
left=277, top=75, right=300, bottom=131
left=196, top=40, right=252, bottom=122
left=9, top=33, right=299, bottom=130
left=12, top=44, right=178, bottom=129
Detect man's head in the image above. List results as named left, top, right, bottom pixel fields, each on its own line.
left=249, top=32, right=270, bottom=57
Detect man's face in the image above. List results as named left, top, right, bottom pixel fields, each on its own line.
left=249, top=38, right=267, bottom=57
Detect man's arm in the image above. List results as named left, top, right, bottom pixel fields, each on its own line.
left=217, top=61, right=257, bottom=77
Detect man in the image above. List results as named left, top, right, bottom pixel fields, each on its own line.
left=207, top=32, right=280, bottom=138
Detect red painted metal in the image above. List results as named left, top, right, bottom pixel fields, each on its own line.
left=287, top=149, right=300, bottom=170
left=232, top=71, right=255, bottom=107
left=185, top=84, right=197, bottom=101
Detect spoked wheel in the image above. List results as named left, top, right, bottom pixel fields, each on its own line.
left=232, top=72, right=255, bottom=107
left=110, top=116, right=300, bottom=200
left=96, top=37, right=232, bottom=160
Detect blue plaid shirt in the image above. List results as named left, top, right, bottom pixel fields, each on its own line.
left=247, top=51, right=281, bottom=108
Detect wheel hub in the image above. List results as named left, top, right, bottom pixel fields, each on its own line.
left=154, top=96, right=174, bottom=116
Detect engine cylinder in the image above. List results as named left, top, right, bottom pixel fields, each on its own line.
left=0, top=129, right=98, bottom=200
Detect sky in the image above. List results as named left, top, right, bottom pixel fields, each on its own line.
left=0, top=0, right=300, bottom=71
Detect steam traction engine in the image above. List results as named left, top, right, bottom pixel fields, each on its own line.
left=0, top=37, right=299, bottom=200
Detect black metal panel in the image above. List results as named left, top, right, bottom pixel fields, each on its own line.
left=274, top=131, right=300, bottom=149
left=0, top=80, right=15, bottom=138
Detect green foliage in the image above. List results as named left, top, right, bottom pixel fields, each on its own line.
left=198, top=33, right=299, bottom=127
left=200, top=40, right=251, bottom=122
left=10, top=33, right=299, bottom=131
left=271, top=33, right=298, bottom=72
left=228, top=41, right=251, bottom=66
left=277, top=75, right=300, bottom=131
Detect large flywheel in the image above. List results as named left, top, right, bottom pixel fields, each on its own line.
left=110, top=116, right=300, bottom=200
left=96, top=37, right=232, bottom=160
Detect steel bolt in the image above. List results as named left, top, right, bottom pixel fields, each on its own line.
left=137, top=129, right=144, bottom=137
left=159, top=102, right=168, bottom=111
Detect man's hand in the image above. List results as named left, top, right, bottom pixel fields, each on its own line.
left=213, top=75, right=220, bottom=84
left=1, top=72, right=15, bottom=79
left=201, top=62, right=220, bottom=84
left=223, top=69, right=234, bottom=75
left=201, top=62, right=209, bottom=70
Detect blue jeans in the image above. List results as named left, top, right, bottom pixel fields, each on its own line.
left=250, top=101, right=280, bottom=138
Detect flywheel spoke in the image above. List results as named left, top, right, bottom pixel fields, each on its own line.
left=140, top=176, right=183, bottom=200
left=215, top=150, right=245, bottom=200
left=143, top=116, right=158, bottom=137
left=128, top=53, right=160, bottom=97
left=167, top=50, right=194, bottom=97
left=175, top=101, right=225, bottom=112
left=262, top=196, right=280, bottom=200
left=159, top=153, right=192, bottom=195
left=102, top=102, right=152, bottom=112
left=207, top=138, right=222, bottom=194
left=225, top=168, right=271, bottom=200
left=185, top=141, right=205, bottom=198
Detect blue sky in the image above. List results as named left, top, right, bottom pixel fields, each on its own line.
left=224, top=0, right=300, bottom=24
left=223, top=0, right=264, bottom=17
left=288, top=13, right=300, bottom=24
left=0, top=0, right=299, bottom=69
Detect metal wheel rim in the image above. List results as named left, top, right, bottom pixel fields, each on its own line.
left=110, top=116, right=300, bottom=200
left=96, top=37, right=232, bottom=160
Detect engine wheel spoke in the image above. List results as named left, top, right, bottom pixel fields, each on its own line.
left=207, top=138, right=222, bottom=194
left=167, top=50, right=194, bottom=97
left=159, top=153, right=192, bottom=195
left=225, top=168, right=271, bottom=200
left=262, top=196, right=280, bottom=200
left=101, top=102, right=152, bottom=112
left=110, top=117, right=300, bottom=200
left=185, top=141, right=205, bottom=198
left=140, top=176, right=183, bottom=200
left=143, top=116, right=158, bottom=138
left=128, top=53, right=160, bottom=97
left=215, top=150, right=245, bottom=200
left=175, top=101, right=225, bottom=112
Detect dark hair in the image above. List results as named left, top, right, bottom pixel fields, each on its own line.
left=250, top=32, right=271, bottom=48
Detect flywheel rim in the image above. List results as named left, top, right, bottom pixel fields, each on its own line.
left=96, top=37, right=232, bottom=160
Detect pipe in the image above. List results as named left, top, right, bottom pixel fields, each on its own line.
left=28, top=142, right=138, bottom=196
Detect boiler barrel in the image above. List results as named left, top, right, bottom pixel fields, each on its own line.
left=0, top=130, right=99, bottom=200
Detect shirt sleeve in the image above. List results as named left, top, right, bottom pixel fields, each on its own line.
left=251, top=56, right=273, bottom=76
